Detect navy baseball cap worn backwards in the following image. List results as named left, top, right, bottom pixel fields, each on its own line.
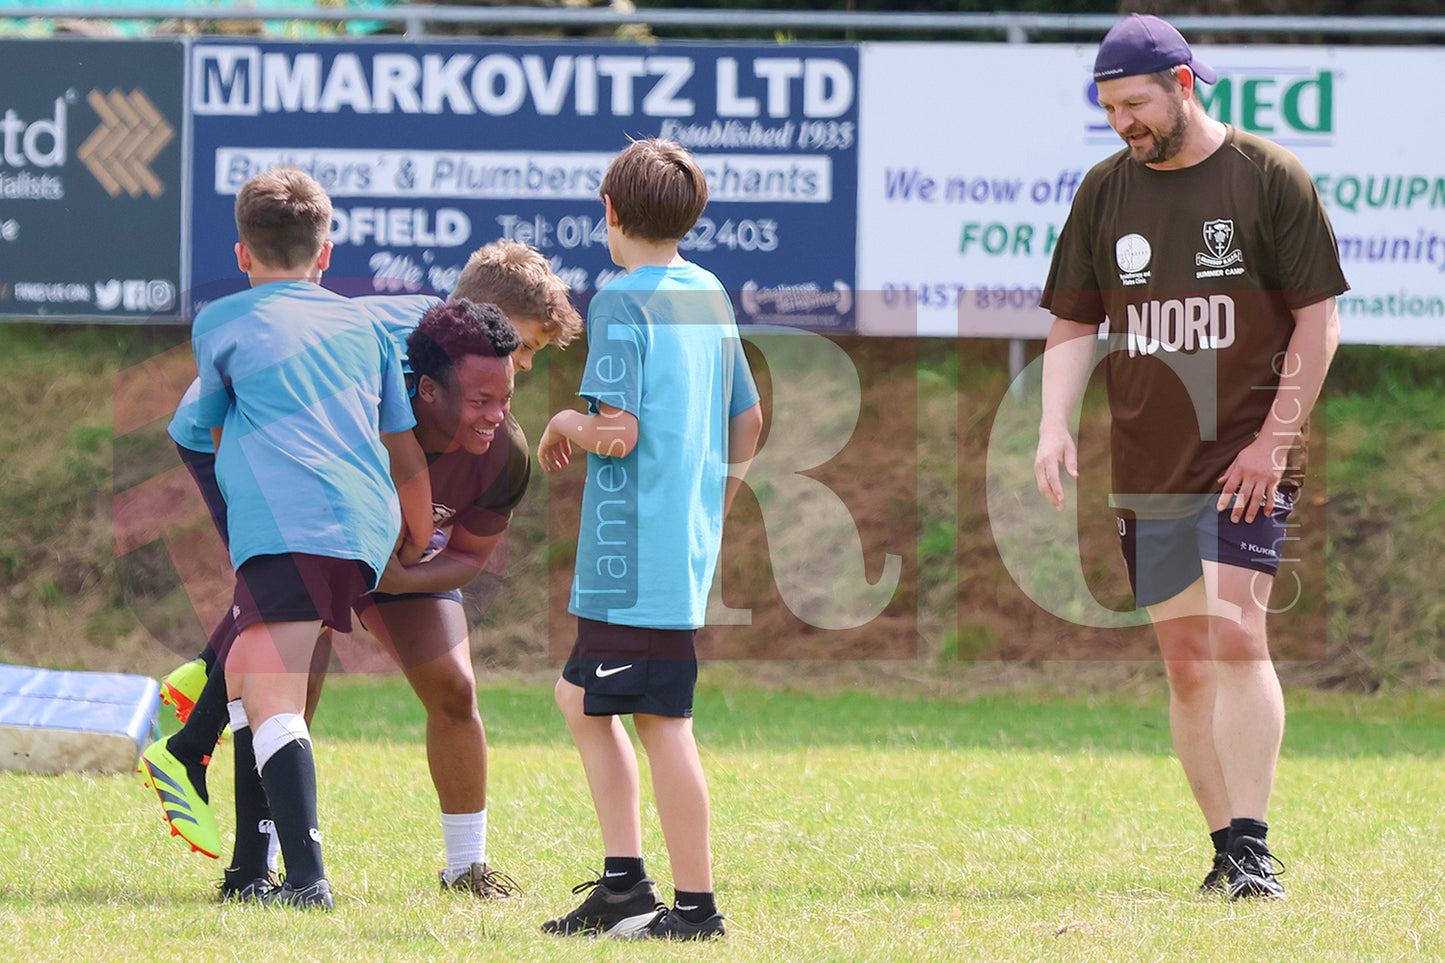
left=1093, top=14, right=1216, bottom=84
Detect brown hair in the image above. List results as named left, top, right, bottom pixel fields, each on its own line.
left=233, top=167, right=331, bottom=269
left=1148, top=66, right=1183, bottom=91
left=453, top=239, right=582, bottom=348
left=599, top=138, right=708, bottom=242
left=542, top=275, right=583, bottom=348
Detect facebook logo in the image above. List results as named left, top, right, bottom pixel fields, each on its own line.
left=192, top=46, right=260, bottom=115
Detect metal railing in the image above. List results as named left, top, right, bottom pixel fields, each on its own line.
left=9, top=5, right=1445, bottom=41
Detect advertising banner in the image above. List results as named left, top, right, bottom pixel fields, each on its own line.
left=0, top=39, right=185, bottom=320
left=858, top=43, right=1445, bottom=345
left=189, top=39, right=859, bottom=329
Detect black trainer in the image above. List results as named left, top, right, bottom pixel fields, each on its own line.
left=218, top=867, right=281, bottom=902
left=630, top=906, right=727, bottom=940
left=540, top=876, right=663, bottom=936
left=1197, top=852, right=1230, bottom=897
left=1226, top=836, right=1286, bottom=900
left=262, top=877, right=335, bottom=910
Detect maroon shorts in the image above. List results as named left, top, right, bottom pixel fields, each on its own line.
left=232, top=553, right=375, bottom=635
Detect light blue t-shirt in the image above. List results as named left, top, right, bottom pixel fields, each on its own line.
left=570, top=263, right=760, bottom=629
left=355, top=294, right=444, bottom=379
left=191, top=281, right=417, bottom=587
left=170, top=293, right=441, bottom=454
left=167, top=377, right=212, bottom=453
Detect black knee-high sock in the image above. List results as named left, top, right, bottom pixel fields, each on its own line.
left=196, top=606, right=235, bottom=672
left=259, top=739, right=325, bottom=887
left=165, top=663, right=231, bottom=804
left=229, top=725, right=274, bottom=880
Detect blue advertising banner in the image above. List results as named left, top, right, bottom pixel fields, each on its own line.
left=0, top=39, right=184, bottom=320
left=188, top=39, right=858, bottom=329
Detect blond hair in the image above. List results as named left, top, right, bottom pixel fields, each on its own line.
left=454, top=239, right=581, bottom=347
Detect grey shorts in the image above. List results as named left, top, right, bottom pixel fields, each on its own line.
left=1118, top=488, right=1297, bottom=608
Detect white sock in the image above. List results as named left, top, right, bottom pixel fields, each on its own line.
left=440, top=809, right=488, bottom=881
left=252, top=713, right=310, bottom=772
left=226, top=699, right=248, bottom=732
left=264, top=820, right=280, bottom=873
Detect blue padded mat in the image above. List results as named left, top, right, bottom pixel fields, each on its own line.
left=0, top=664, right=160, bottom=774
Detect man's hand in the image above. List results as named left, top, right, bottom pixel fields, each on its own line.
left=376, top=550, right=414, bottom=595
left=1217, top=435, right=1283, bottom=523
left=1034, top=424, right=1079, bottom=511
left=397, top=537, right=427, bottom=566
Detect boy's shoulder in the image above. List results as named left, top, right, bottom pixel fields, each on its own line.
left=353, top=293, right=443, bottom=330
left=593, top=263, right=726, bottom=306
left=195, top=282, right=373, bottom=336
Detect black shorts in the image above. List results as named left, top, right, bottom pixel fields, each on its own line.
left=364, top=588, right=464, bottom=606
left=561, top=617, right=698, bottom=718
left=1118, top=489, right=1297, bottom=608
left=233, top=553, right=375, bottom=636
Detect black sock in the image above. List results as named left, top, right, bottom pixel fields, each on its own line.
left=673, top=890, right=717, bottom=923
left=196, top=606, right=235, bottom=673
left=1210, top=827, right=1231, bottom=855
left=165, top=663, right=232, bottom=804
left=259, top=738, right=325, bottom=887
left=228, top=725, right=274, bottom=880
left=601, top=856, right=645, bottom=892
left=1229, top=817, right=1270, bottom=846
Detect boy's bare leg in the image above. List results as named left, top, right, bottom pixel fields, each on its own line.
left=227, top=620, right=331, bottom=899
left=227, top=620, right=319, bottom=722
left=304, top=630, right=331, bottom=725
left=632, top=713, right=712, bottom=893
left=555, top=678, right=643, bottom=857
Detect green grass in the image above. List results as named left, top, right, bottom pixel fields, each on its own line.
left=3, top=678, right=1445, bottom=961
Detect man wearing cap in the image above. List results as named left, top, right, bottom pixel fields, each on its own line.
left=1034, top=14, right=1347, bottom=900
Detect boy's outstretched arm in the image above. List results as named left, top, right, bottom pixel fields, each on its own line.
left=537, top=402, right=639, bottom=471
left=724, top=402, right=764, bottom=518
left=382, top=429, right=434, bottom=565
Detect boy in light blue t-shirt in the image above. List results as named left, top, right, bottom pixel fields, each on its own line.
left=186, top=167, right=431, bottom=909
left=537, top=139, right=763, bottom=940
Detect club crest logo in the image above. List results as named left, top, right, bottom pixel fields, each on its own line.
left=1196, top=219, right=1244, bottom=269
left=1115, top=233, right=1152, bottom=286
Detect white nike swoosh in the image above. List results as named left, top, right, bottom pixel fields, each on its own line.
left=595, top=663, right=634, bottom=678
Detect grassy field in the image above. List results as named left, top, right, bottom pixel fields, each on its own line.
left=2, top=677, right=1444, bottom=961
left=2, top=323, right=1443, bottom=693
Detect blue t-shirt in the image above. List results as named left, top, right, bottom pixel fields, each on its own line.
left=170, top=293, right=441, bottom=454
left=354, top=294, right=444, bottom=379
left=569, top=263, right=760, bottom=629
left=191, top=281, right=416, bottom=587
left=167, top=377, right=211, bottom=453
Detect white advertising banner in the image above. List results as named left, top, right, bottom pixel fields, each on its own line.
left=858, top=42, right=1445, bottom=345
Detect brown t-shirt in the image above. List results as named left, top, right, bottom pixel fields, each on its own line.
left=425, top=412, right=530, bottom=539
left=1041, top=126, right=1348, bottom=508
